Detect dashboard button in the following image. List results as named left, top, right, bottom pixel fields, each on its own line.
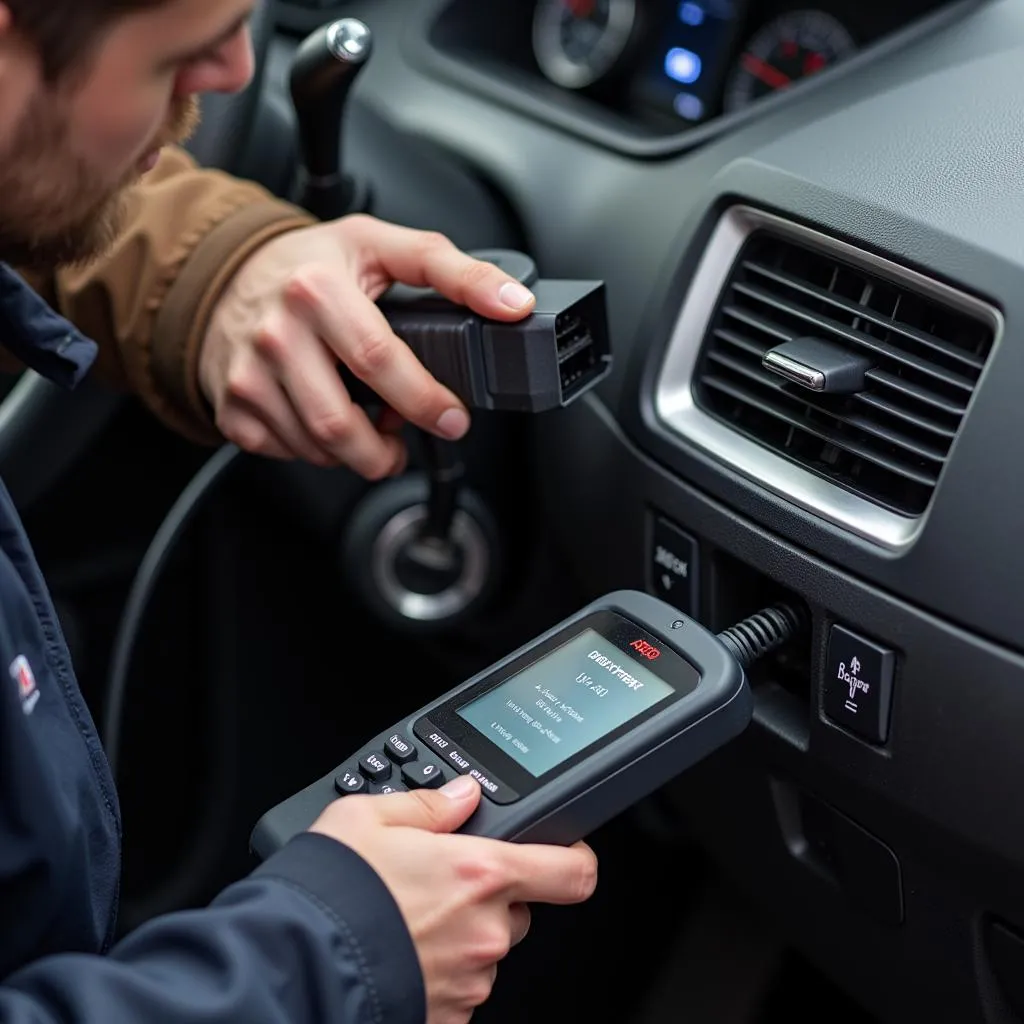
left=649, top=516, right=699, bottom=616
left=824, top=625, right=896, bottom=744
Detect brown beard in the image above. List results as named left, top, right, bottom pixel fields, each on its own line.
left=0, top=93, right=200, bottom=271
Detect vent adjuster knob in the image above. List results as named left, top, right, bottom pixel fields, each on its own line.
left=763, top=337, right=872, bottom=394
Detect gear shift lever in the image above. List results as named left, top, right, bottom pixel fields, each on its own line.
left=290, top=18, right=373, bottom=219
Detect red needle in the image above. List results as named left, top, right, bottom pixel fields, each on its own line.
left=741, top=53, right=792, bottom=91
left=565, top=0, right=596, bottom=16
left=804, top=51, right=827, bottom=74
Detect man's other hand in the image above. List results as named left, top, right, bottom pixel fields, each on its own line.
left=309, top=776, right=598, bottom=1024
left=198, top=215, right=537, bottom=476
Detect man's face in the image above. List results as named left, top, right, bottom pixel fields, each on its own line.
left=0, top=0, right=255, bottom=269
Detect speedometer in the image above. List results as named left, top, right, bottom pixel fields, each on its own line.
left=533, top=0, right=638, bottom=90
left=723, top=10, right=857, bottom=113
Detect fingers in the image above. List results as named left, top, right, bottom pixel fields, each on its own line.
left=369, top=775, right=482, bottom=833
left=500, top=841, right=599, bottom=906
left=284, top=268, right=472, bottom=444
left=216, top=407, right=294, bottom=462
left=246, top=304, right=408, bottom=477
left=216, top=350, right=339, bottom=467
left=344, top=216, right=537, bottom=322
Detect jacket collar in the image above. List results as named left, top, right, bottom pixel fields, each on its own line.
left=0, top=263, right=97, bottom=388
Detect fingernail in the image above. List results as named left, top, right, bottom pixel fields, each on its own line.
left=499, top=281, right=535, bottom=310
left=436, top=407, right=470, bottom=440
left=441, top=776, right=479, bottom=800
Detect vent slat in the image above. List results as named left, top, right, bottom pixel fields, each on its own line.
left=743, top=260, right=986, bottom=372
left=720, top=305, right=792, bottom=343
left=701, top=375, right=940, bottom=488
left=692, top=230, right=995, bottom=517
left=733, top=282, right=977, bottom=393
left=712, top=328, right=770, bottom=359
left=706, top=351, right=949, bottom=463
left=864, top=368, right=967, bottom=417
left=854, top=392, right=956, bottom=441
left=717, top=324, right=966, bottom=422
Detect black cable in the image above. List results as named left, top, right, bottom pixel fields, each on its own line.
left=717, top=602, right=808, bottom=670
left=102, top=444, right=243, bottom=780
left=115, top=489, right=245, bottom=936
left=102, top=430, right=466, bottom=777
left=418, top=430, right=465, bottom=541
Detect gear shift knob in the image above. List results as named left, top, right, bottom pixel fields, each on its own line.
left=290, top=18, right=373, bottom=219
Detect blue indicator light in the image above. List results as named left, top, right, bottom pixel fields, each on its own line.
left=679, top=2, right=705, bottom=26
left=665, top=47, right=702, bottom=85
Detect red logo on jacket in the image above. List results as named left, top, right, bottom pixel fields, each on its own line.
left=10, top=655, right=39, bottom=715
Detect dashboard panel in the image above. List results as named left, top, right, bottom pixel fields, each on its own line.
left=424, top=0, right=958, bottom=148
left=266, top=0, right=1024, bottom=1020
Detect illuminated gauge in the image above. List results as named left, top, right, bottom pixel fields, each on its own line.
left=532, top=0, right=638, bottom=90
left=723, top=10, right=857, bottom=113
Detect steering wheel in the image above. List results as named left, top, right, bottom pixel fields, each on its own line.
left=0, top=0, right=278, bottom=511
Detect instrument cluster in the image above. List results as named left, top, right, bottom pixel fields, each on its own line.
left=529, top=0, right=947, bottom=131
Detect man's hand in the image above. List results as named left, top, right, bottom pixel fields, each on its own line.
left=199, top=215, right=537, bottom=476
left=309, top=776, right=598, bottom=1024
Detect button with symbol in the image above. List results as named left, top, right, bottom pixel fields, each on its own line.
left=334, top=765, right=368, bottom=796
left=824, top=625, right=896, bottom=745
left=372, top=782, right=408, bottom=795
left=359, top=752, right=392, bottom=782
left=402, top=760, right=446, bottom=790
left=649, top=516, right=699, bottom=615
left=385, top=733, right=417, bottom=764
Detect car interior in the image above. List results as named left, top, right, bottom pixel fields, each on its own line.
left=7, top=0, right=1024, bottom=1020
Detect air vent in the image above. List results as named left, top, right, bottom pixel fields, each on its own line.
left=691, top=231, right=996, bottom=517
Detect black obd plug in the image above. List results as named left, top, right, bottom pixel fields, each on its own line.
left=341, top=265, right=612, bottom=413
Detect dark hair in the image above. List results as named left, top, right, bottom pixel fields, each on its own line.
left=7, top=0, right=170, bottom=81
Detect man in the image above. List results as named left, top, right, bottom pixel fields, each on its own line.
left=0, top=1, right=598, bottom=1022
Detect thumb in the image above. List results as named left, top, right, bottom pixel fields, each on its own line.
left=374, top=775, right=482, bottom=833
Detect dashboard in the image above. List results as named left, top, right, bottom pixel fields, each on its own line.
left=424, top=0, right=954, bottom=146
left=262, top=0, right=1024, bottom=1021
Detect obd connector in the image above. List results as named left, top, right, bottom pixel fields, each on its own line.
left=344, top=278, right=612, bottom=413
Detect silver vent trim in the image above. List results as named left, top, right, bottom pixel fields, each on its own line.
left=652, top=205, right=1003, bottom=550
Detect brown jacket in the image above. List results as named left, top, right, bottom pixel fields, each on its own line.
left=16, top=146, right=315, bottom=445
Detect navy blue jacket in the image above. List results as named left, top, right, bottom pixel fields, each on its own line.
left=0, top=265, right=425, bottom=1023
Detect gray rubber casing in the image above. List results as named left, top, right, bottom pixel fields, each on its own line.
left=251, top=590, right=751, bottom=856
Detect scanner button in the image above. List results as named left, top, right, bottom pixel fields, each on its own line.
left=441, top=747, right=518, bottom=804
left=334, top=766, right=368, bottom=796
left=444, top=746, right=473, bottom=773
left=403, top=761, right=446, bottom=790
left=385, top=733, right=417, bottom=764
left=465, top=767, right=519, bottom=806
left=360, top=752, right=392, bottom=782
left=412, top=720, right=520, bottom=804
left=372, top=782, right=408, bottom=795
left=419, top=726, right=455, bottom=759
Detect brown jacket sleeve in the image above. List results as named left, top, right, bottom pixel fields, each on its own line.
left=17, top=146, right=315, bottom=445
